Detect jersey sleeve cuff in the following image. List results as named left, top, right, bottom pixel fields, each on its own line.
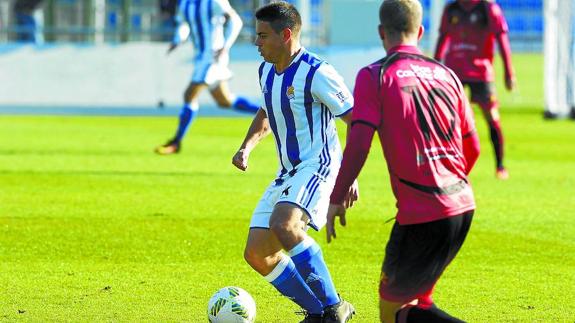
left=335, top=107, right=353, bottom=117
left=462, top=129, right=477, bottom=139
left=351, top=120, right=378, bottom=130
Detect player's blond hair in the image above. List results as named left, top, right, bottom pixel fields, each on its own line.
left=379, top=0, right=423, bottom=40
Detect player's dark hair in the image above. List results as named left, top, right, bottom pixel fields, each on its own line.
left=379, top=0, right=422, bottom=40
left=255, top=1, right=302, bottom=36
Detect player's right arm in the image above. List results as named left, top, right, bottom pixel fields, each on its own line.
left=457, top=80, right=481, bottom=174
left=327, top=67, right=380, bottom=243
left=232, top=108, right=269, bottom=171
left=219, top=0, right=243, bottom=51
left=168, top=0, right=190, bottom=54
left=214, top=0, right=243, bottom=60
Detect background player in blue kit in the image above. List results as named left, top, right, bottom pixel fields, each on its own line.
left=155, top=0, right=260, bottom=155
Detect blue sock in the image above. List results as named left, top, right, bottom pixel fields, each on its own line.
left=174, top=103, right=198, bottom=142
left=265, top=254, right=324, bottom=315
left=290, top=238, right=340, bottom=307
left=232, top=96, right=260, bottom=114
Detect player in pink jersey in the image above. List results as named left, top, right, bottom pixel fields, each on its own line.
left=326, top=0, right=481, bottom=322
left=435, top=0, right=515, bottom=180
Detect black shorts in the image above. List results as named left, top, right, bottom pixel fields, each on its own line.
left=379, top=211, right=474, bottom=303
left=462, top=81, right=496, bottom=105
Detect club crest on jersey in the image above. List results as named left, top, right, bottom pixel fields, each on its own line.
left=286, top=85, right=295, bottom=100
left=450, top=16, right=459, bottom=24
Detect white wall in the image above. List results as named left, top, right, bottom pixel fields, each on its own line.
left=327, top=0, right=381, bottom=47
left=0, top=43, right=385, bottom=109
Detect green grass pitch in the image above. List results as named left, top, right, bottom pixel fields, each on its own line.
left=1, top=54, right=574, bottom=322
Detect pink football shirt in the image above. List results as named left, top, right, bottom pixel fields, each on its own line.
left=352, top=45, right=476, bottom=224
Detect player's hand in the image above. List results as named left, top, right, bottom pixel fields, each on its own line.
left=166, top=43, right=178, bottom=55
left=505, top=75, right=516, bottom=92
left=326, top=203, right=347, bottom=243
left=214, top=48, right=228, bottom=61
left=343, top=179, right=359, bottom=208
left=232, top=148, right=250, bottom=171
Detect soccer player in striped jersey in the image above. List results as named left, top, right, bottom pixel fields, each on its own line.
left=231, top=2, right=357, bottom=322
left=434, top=0, right=515, bottom=179
left=155, top=0, right=260, bottom=155
left=327, top=0, right=480, bottom=322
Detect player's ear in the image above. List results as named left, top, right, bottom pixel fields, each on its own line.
left=378, top=24, right=385, bottom=41
left=282, top=28, right=292, bottom=43
left=417, top=25, right=424, bottom=41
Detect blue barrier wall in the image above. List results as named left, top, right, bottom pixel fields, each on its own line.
left=0, top=0, right=545, bottom=51
left=325, top=0, right=543, bottom=51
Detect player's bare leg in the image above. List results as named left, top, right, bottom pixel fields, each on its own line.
left=244, top=224, right=325, bottom=321
left=384, top=298, right=465, bottom=323
left=210, top=81, right=234, bottom=108
left=244, top=228, right=284, bottom=275
left=379, top=298, right=405, bottom=323
left=155, top=82, right=206, bottom=155
left=270, top=203, right=355, bottom=323
left=184, top=82, right=208, bottom=102
left=383, top=289, right=465, bottom=323
left=211, top=81, right=260, bottom=113
left=268, top=203, right=310, bottom=250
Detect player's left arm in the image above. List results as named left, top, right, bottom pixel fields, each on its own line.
left=217, top=0, right=243, bottom=54
left=491, top=3, right=515, bottom=91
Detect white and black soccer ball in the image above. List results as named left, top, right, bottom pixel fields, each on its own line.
left=207, top=286, right=256, bottom=323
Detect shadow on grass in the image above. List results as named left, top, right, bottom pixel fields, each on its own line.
left=0, top=169, right=227, bottom=178
left=0, top=149, right=149, bottom=157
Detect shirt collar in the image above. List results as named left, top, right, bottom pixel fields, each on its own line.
left=386, top=45, right=423, bottom=56
left=275, top=47, right=306, bottom=74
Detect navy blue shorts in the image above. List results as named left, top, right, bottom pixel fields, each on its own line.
left=379, top=211, right=474, bottom=303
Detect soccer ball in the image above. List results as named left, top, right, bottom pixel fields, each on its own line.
left=207, top=286, right=256, bottom=323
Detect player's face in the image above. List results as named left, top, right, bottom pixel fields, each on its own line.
left=255, top=21, right=285, bottom=63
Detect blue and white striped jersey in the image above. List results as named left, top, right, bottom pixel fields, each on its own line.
left=259, top=48, right=354, bottom=178
left=173, top=0, right=241, bottom=60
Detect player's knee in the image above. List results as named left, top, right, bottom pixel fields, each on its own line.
left=183, top=91, right=193, bottom=102
left=269, top=213, right=302, bottom=239
left=184, top=85, right=199, bottom=102
left=216, top=99, right=232, bottom=108
left=243, top=247, right=258, bottom=267
left=269, top=218, right=292, bottom=237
